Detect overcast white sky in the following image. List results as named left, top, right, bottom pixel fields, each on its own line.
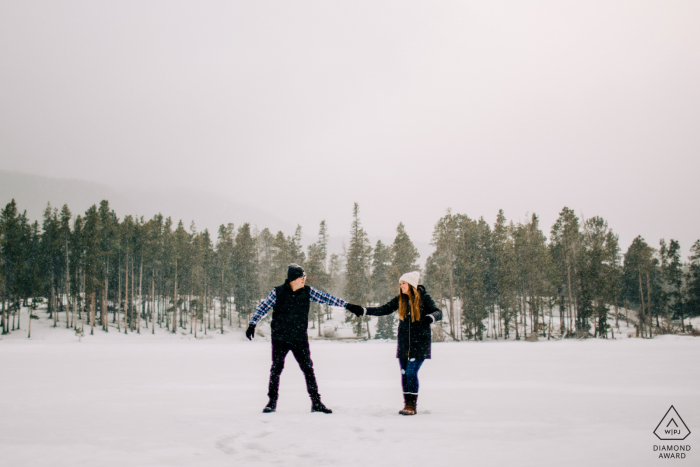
left=1, top=1, right=699, bottom=254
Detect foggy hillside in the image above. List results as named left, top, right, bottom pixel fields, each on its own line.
left=0, top=170, right=432, bottom=267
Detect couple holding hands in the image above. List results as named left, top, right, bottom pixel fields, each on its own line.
left=246, top=263, right=442, bottom=416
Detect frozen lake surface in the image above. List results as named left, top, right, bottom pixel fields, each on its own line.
left=1, top=321, right=698, bottom=466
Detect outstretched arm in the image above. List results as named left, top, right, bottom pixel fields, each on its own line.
left=309, top=287, right=348, bottom=308
left=363, top=296, right=400, bottom=317
left=247, top=289, right=277, bottom=340
left=250, top=289, right=277, bottom=326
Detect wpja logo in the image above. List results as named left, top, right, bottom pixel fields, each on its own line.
left=653, top=406, right=691, bottom=459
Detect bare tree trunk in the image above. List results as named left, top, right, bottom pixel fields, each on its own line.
left=72, top=267, right=78, bottom=328
left=51, top=271, right=56, bottom=327
left=448, top=267, right=455, bottom=339
left=2, top=294, right=6, bottom=335
left=90, top=292, right=95, bottom=335
left=151, top=270, right=156, bottom=335
left=646, top=273, right=653, bottom=338
left=638, top=274, right=645, bottom=337
left=139, top=256, right=143, bottom=333
left=103, top=261, right=109, bottom=332
left=66, top=237, right=71, bottom=328
left=172, top=259, right=178, bottom=333
left=124, top=253, right=129, bottom=334
left=116, top=255, right=121, bottom=328
left=219, top=270, right=224, bottom=334
left=566, top=257, right=574, bottom=336
left=27, top=301, right=32, bottom=338
left=130, top=258, right=135, bottom=331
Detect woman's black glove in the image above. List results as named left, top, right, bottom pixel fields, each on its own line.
left=246, top=324, right=256, bottom=340
left=420, top=314, right=435, bottom=325
left=345, top=303, right=364, bottom=317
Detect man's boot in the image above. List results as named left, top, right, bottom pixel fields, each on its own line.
left=311, top=397, right=332, bottom=414
left=399, top=394, right=417, bottom=416
left=262, top=398, right=277, bottom=413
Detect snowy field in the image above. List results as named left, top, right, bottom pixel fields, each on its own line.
left=1, top=315, right=698, bottom=467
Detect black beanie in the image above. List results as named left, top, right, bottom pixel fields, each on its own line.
left=287, top=263, right=305, bottom=282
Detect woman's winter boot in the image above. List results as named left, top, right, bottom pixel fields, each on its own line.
left=398, top=393, right=410, bottom=415
left=400, top=394, right=417, bottom=416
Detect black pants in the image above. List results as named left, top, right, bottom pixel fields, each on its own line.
left=268, top=339, right=320, bottom=402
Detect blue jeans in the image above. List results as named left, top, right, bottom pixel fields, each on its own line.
left=399, top=358, right=424, bottom=394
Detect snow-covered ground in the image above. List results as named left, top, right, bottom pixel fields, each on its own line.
left=1, top=311, right=698, bottom=466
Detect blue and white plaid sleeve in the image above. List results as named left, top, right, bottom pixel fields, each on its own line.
left=250, top=289, right=277, bottom=325
left=309, top=287, right=348, bottom=308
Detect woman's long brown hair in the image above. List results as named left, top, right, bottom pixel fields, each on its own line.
left=398, top=284, right=421, bottom=322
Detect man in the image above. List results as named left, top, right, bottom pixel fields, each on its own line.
left=246, top=263, right=352, bottom=414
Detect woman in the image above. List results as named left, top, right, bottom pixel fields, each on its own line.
left=346, top=271, right=442, bottom=415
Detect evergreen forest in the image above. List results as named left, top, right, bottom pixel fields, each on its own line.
left=1, top=199, right=699, bottom=340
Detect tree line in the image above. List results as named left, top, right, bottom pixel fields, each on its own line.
left=424, top=208, right=700, bottom=340
left=1, top=199, right=698, bottom=340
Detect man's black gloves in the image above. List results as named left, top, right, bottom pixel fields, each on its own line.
left=345, top=303, right=364, bottom=317
left=420, top=314, right=435, bottom=325
left=246, top=324, right=256, bottom=340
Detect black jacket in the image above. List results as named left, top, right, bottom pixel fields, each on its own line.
left=270, top=281, right=311, bottom=343
left=366, top=285, right=443, bottom=359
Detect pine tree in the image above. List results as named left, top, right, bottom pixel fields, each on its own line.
left=580, top=216, right=617, bottom=337
left=550, top=207, right=583, bottom=337
left=429, top=210, right=460, bottom=339
left=454, top=215, right=490, bottom=340
left=660, top=239, right=683, bottom=328
left=391, top=222, right=420, bottom=280
left=270, top=231, right=291, bottom=287
left=345, top=203, right=372, bottom=337
left=492, top=210, right=517, bottom=339
left=217, top=223, right=235, bottom=332
left=306, top=221, right=330, bottom=336
left=371, top=240, right=394, bottom=339
left=255, top=227, right=274, bottom=295
left=81, top=205, right=102, bottom=335
left=232, top=223, right=258, bottom=327
left=685, top=240, right=700, bottom=322
left=622, top=236, right=657, bottom=337
left=289, top=225, right=306, bottom=266
left=1, top=200, right=31, bottom=334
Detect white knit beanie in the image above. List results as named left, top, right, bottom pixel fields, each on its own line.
left=399, top=271, right=420, bottom=290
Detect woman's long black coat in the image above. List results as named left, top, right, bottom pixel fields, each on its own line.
left=366, top=285, right=443, bottom=360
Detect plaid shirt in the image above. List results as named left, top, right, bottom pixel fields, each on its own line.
left=249, top=286, right=348, bottom=326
